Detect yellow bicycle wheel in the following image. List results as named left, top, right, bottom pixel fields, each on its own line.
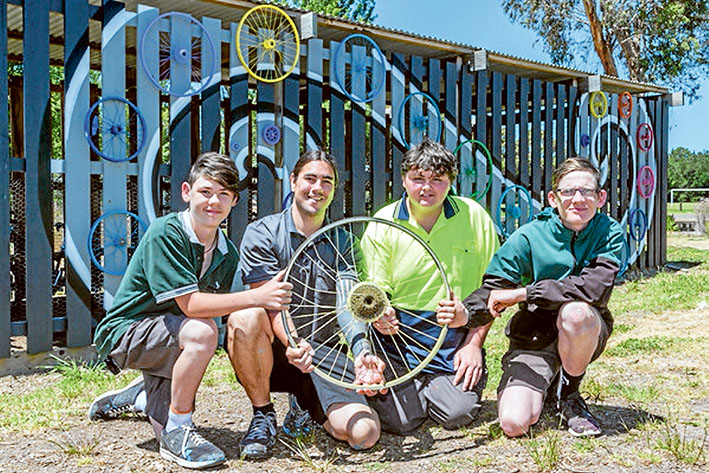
left=236, top=5, right=300, bottom=83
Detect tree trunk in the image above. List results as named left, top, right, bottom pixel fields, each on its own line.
left=582, top=0, right=619, bottom=76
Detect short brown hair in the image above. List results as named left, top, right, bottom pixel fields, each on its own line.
left=551, top=157, right=601, bottom=190
left=401, top=138, right=458, bottom=181
left=188, top=152, right=239, bottom=195
left=292, top=149, right=338, bottom=185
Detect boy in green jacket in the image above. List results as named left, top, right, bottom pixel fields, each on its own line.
left=463, top=157, right=624, bottom=437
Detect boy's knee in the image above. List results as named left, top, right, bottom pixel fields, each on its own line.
left=557, top=302, right=600, bottom=334
left=226, top=308, right=270, bottom=341
left=498, top=409, right=536, bottom=437
left=347, top=414, right=380, bottom=450
left=181, top=318, right=218, bottom=351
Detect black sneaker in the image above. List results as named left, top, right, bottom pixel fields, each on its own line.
left=159, top=423, right=226, bottom=469
left=87, top=376, right=144, bottom=420
left=560, top=391, right=602, bottom=437
left=282, top=394, right=313, bottom=437
left=239, top=410, right=277, bottom=460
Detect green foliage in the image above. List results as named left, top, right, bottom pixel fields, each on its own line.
left=502, top=0, right=709, bottom=101
left=605, top=336, right=674, bottom=357
left=522, top=430, right=562, bottom=473
left=656, top=420, right=707, bottom=465
left=278, top=0, right=376, bottom=23
left=668, top=147, right=709, bottom=201
left=609, top=270, right=709, bottom=315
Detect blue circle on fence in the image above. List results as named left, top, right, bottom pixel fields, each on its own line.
left=581, top=133, right=590, bottom=148
left=629, top=208, right=647, bottom=242
left=618, top=237, right=630, bottom=278
left=88, top=210, right=148, bottom=276
left=262, top=124, right=281, bottom=145
left=397, top=91, right=442, bottom=149
left=84, top=97, right=147, bottom=162
left=496, top=185, right=534, bottom=238
left=334, top=33, right=386, bottom=103
left=138, top=11, right=217, bottom=97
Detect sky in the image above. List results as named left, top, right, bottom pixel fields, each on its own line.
left=373, top=0, right=708, bottom=153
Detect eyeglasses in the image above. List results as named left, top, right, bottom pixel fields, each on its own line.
left=554, top=187, right=599, bottom=198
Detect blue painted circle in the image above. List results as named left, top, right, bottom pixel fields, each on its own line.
left=230, top=141, right=240, bottom=152
left=496, top=185, right=534, bottom=238
left=262, top=124, right=281, bottom=145
left=629, top=208, right=647, bottom=242
left=618, top=237, right=630, bottom=278
left=139, top=12, right=217, bottom=97
left=334, top=33, right=386, bottom=103
left=88, top=210, right=148, bottom=276
left=397, top=91, right=442, bottom=149
left=84, top=96, right=147, bottom=162
left=580, top=133, right=590, bottom=148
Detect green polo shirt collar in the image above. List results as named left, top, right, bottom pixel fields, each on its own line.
left=179, top=210, right=228, bottom=254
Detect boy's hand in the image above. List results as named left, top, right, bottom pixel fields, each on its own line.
left=487, top=288, right=526, bottom=318
left=453, top=343, right=484, bottom=391
left=255, top=270, right=293, bottom=311
left=372, top=306, right=398, bottom=335
left=286, top=339, right=314, bottom=373
left=436, top=291, right=468, bottom=328
left=354, top=353, right=388, bottom=396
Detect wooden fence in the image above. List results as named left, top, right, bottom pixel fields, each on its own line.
left=1, top=0, right=669, bottom=358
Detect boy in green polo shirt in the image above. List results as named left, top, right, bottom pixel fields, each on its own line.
left=362, top=138, right=499, bottom=434
left=89, top=152, right=292, bottom=469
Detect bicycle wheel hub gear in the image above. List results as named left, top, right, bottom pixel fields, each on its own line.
left=347, top=282, right=388, bottom=323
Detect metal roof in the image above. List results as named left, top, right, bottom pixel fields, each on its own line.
left=5, top=0, right=671, bottom=95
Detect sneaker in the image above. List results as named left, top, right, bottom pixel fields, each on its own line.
left=88, top=376, right=144, bottom=421
left=282, top=394, right=313, bottom=437
left=560, top=391, right=602, bottom=437
left=239, top=410, right=277, bottom=460
left=159, top=423, right=226, bottom=469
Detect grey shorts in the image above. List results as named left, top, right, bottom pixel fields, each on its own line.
left=109, top=314, right=186, bottom=427
left=367, top=354, right=488, bottom=435
left=498, top=312, right=611, bottom=396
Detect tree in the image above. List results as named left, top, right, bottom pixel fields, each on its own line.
left=501, top=0, right=709, bottom=100
left=279, top=0, right=376, bottom=23
left=668, top=147, right=709, bottom=200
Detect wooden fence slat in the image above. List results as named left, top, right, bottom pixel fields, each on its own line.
left=305, top=38, right=324, bottom=150
left=136, top=5, right=160, bottom=224
left=567, top=85, right=578, bottom=159
left=609, top=94, right=619, bottom=220
left=474, top=70, right=488, bottom=208
left=504, top=73, right=516, bottom=181
left=390, top=53, right=407, bottom=200
left=329, top=40, right=346, bottom=219
left=659, top=99, right=669, bottom=267
left=227, top=21, right=249, bottom=246
left=519, top=78, right=529, bottom=189
left=63, top=0, right=91, bottom=347
left=282, top=60, right=300, bottom=207
left=531, top=80, right=542, bottom=203
left=555, top=84, right=566, bottom=167
left=350, top=44, right=367, bottom=216
left=256, top=80, right=276, bottom=218
left=543, top=82, right=554, bottom=196
left=428, top=58, right=441, bottom=145
left=0, top=0, right=9, bottom=357
left=23, top=0, right=53, bottom=353
left=370, top=47, right=387, bottom=210
left=169, top=14, right=192, bottom=211
left=200, top=16, right=222, bottom=153
left=101, top=0, right=129, bottom=309
left=490, top=72, right=503, bottom=219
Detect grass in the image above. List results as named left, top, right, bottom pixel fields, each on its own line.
left=605, top=336, right=675, bottom=357
left=278, top=433, right=340, bottom=472
left=656, top=419, right=707, bottom=466
left=522, top=430, right=562, bottom=473
left=668, top=202, right=698, bottom=215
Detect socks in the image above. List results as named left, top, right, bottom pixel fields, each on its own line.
left=560, top=369, right=585, bottom=399
left=165, top=405, right=193, bottom=433
left=133, top=390, right=147, bottom=413
left=253, top=403, right=275, bottom=416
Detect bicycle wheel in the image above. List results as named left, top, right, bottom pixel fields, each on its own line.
left=628, top=208, right=647, bottom=242
left=236, top=5, right=300, bottom=83
left=334, top=33, right=386, bottom=103
left=281, top=216, right=450, bottom=391
left=496, top=185, right=534, bottom=238
left=454, top=139, right=493, bottom=201
left=397, top=91, right=441, bottom=149
left=139, top=11, right=217, bottom=97
left=84, top=97, right=147, bottom=162
left=589, top=91, right=608, bottom=119
left=88, top=210, right=147, bottom=276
